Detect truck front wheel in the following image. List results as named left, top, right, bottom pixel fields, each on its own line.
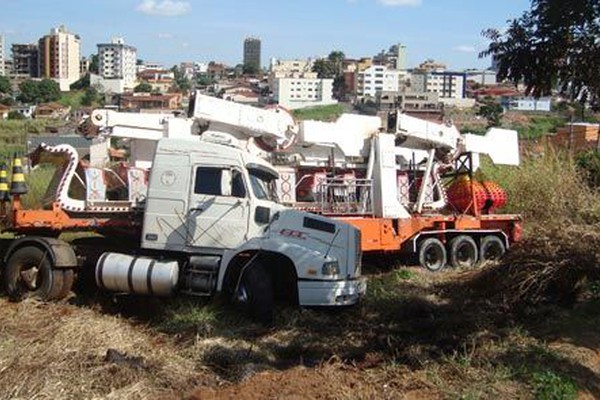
left=4, top=246, right=65, bottom=301
left=235, top=261, right=274, bottom=326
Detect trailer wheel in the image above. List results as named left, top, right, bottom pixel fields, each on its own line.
left=418, top=238, right=447, bottom=272
left=57, top=269, right=75, bottom=299
left=4, top=246, right=64, bottom=301
left=235, top=261, right=274, bottom=326
left=479, top=235, right=506, bottom=263
left=448, top=235, right=479, bottom=269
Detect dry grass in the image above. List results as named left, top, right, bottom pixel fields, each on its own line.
left=458, top=225, right=600, bottom=308
left=0, top=299, right=216, bottom=400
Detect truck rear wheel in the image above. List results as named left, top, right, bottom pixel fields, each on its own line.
left=418, top=238, right=447, bottom=272
left=479, top=235, right=506, bottom=263
left=448, top=235, right=478, bottom=269
left=235, top=261, right=274, bottom=326
left=4, top=246, right=65, bottom=301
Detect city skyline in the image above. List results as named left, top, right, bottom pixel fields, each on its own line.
left=0, top=0, right=530, bottom=69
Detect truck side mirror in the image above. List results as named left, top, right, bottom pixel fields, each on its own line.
left=255, top=206, right=270, bottom=224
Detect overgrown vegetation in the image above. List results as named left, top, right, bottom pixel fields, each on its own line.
left=0, top=119, right=66, bottom=159
left=480, top=149, right=600, bottom=225
left=576, top=150, right=600, bottom=188
left=57, top=90, right=86, bottom=109
left=507, top=114, right=567, bottom=139
left=17, top=79, right=61, bottom=104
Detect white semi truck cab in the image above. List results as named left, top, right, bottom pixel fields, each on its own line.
left=94, top=136, right=365, bottom=323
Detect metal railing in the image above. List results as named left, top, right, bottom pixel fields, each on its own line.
left=314, top=177, right=374, bottom=215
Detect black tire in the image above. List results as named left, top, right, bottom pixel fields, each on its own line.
left=57, top=269, right=75, bottom=299
left=479, top=235, right=506, bottom=263
left=448, top=235, right=479, bottom=269
left=418, top=238, right=447, bottom=272
left=4, top=246, right=64, bottom=301
left=235, top=262, right=274, bottom=326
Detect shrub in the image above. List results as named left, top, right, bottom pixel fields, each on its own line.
left=575, top=150, right=600, bottom=188
left=479, top=149, right=600, bottom=226
left=7, top=111, right=25, bottom=120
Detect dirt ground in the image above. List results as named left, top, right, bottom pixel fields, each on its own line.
left=0, top=261, right=598, bottom=400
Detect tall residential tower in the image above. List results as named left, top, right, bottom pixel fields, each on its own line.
left=38, top=25, right=81, bottom=91
left=243, top=37, right=261, bottom=72
left=95, top=37, right=137, bottom=93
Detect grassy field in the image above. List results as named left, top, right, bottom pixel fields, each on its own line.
left=292, top=104, right=347, bottom=121
left=0, top=119, right=67, bottom=159
left=505, top=114, right=568, bottom=139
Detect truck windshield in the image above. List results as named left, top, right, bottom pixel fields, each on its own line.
left=249, top=169, right=278, bottom=202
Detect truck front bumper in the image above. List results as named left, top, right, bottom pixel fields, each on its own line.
left=298, top=277, right=367, bottom=306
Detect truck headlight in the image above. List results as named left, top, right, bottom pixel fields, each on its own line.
left=322, top=261, right=340, bottom=276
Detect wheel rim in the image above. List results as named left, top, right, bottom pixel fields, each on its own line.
left=456, top=243, right=476, bottom=267
left=20, top=266, right=41, bottom=290
left=236, top=282, right=249, bottom=304
left=483, top=242, right=503, bottom=260
left=425, top=245, right=444, bottom=270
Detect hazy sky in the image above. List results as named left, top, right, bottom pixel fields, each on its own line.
left=0, top=0, right=531, bottom=69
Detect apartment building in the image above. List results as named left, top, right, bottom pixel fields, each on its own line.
left=408, top=69, right=467, bottom=99
left=273, top=77, right=337, bottom=110
left=376, top=90, right=441, bottom=115
left=426, top=71, right=466, bottom=99
left=0, top=35, right=4, bottom=76
left=466, top=69, right=497, bottom=86
left=91, top=37, right=137, bottom=93
left=11, top=44, right=39, bottom=77
left=270, top=58, right=313, bottom=76
left=356, top=65, right=400, bottom=98
left=269, top=58, right=317, bottom=87
left=38, top=25, right=81, bottom=91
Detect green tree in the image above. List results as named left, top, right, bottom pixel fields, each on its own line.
left=312, top=58, right=335, bottom=79
left=477, top=99, right=504, bottom=127
left=17, top=80, right=40, bottom=103
left=70, top=74, right=90, bottom=90
left=0, top=76, right=11, bottom=95
left=88, top=54, right=99, bottom=74
left=481, top=0, right=600, bottom=109
left=38, top=79, right=61, bottom=103
left=170, top=65, right=191, bottom=92
left=196, top=75, right=214, bottom=86
left=242, top=63, right=259, bottom=75
left=333, top=76, right=347, bottom=100
left=7, top=110, right=25, bottom=120
left=312, top=51, right=346, bottom=99
left=327, top=51, right=345, bottom=76
left=81, top=86, right=99, bottom=106
left=0, top=97, right=16, bottom=106
left=312, top=51, right=346, bottom=79
left=18, top=79, right=60, bottom=104
left=134, top=82, right=153, bottom=93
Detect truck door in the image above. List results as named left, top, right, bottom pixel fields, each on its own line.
left=186, top=165, right=249, bottom=249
